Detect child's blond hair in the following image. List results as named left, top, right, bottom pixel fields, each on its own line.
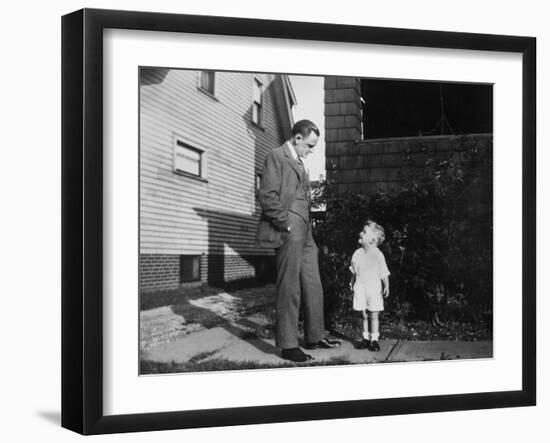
left=364, top=220, right=385, bottom=246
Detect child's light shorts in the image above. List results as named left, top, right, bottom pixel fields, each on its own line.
left=353, top=283, right=384, bottom=312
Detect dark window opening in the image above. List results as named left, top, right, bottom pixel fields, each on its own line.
left=360, top=79, right=493, bottom=139
left=180, top=255, right=201, bottom=283
left=252, top=78, right=264, bottom=126
left=199, top=71, right=215, bottom=95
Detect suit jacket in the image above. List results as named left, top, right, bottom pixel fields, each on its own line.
left=256, top=142, right=310, bottom=248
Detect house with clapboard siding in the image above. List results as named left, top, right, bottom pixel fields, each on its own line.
left=139, top=68, right=296, bottom=292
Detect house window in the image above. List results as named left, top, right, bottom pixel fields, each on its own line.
left=252, top=78, right=264, bottom=126
left=255, top=172, right=262, bottom=199
left=180, top=255, right=201, bottom=282
left=199, top=71, right=215, bottom=95
left=174, top=140, right=203, bottom=178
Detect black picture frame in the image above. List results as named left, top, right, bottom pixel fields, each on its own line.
left=61, top=8, right=536, bottom=435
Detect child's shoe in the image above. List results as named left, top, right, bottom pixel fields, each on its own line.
left=370, top=340, right=381, bottom=351
left=357, top=339, right=371, bottom=350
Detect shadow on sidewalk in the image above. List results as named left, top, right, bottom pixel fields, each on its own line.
left=140, top=283, right=279, bottom=357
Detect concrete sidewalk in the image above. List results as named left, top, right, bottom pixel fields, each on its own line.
left=140, top=284, right=492, bottom=371
left=141, top=325, right=493, bottom=369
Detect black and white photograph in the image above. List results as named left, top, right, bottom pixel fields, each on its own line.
left=3, top=0, right=546, bottom=440
left=138, top=68, right=494, bottom=374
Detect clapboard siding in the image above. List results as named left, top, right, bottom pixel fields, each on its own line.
left=140, top=176, right=257, bottom=213
left=140, top=69, right=290, bottom=257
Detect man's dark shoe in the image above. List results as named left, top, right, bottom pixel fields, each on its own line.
left=304, top=338, right=341, bottom=350
left=370, top=340, right=381, bottom=351
left=356, top=339, right=371, bottom=350
left=281, top=348, right=313, bottom=362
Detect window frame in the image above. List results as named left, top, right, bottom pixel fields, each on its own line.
left=198, top=70, right=217, bottom=98
left=172, top=137, right=207, bottom=182
left=179, top=255, right=201, bottom=283
left=251, top=77, right=264, bottom=128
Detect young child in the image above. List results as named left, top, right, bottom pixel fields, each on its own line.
left=349, top=220, right=390, bottom=351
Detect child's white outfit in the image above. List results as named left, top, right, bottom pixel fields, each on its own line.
left=350, top=246, right=390, bottom=312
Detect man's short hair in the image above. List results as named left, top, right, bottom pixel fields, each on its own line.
left=291, top=119, right=320, bottom=138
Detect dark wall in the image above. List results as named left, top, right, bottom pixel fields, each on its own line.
left=361, top=79, right=493, bottom=139
left=326, top=133, right=493, bottom=196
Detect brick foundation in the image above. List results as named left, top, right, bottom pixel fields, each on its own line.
left=139, top=254, right=181, bottom=292
left=139, top=253, right=276, bottom=292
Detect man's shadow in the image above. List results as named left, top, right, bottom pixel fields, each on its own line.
left=188, top=207, right=279, bottom=358
left=142, top=283, right=280, bottom=358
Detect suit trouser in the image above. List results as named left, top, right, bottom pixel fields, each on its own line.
left=275, top=211, right=324, bottom=349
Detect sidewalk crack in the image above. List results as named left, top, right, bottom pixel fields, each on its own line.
left=385, top=339, right=401, bottom=361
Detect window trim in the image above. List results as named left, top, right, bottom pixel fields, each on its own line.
left=197, top=70, right=217, bottom=99
left=172, top=136, right=208, bottom=182
left=251, top=77, right=264, bottom=128
left=255, top=172, right=262, bottom=200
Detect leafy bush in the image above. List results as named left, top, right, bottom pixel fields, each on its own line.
left=313, top=137, right=493, bottom=331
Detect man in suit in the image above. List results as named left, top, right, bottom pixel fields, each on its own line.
left=257, top=119, right=340, bottom=362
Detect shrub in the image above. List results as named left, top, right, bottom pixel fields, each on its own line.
left=313, top=137, right=493, bottom=330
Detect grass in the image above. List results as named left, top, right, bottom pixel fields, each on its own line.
left=140, top=350, right=468, bottom=374
left=141, top=355, right=360, bottom=374
left=333, top=315, right=492, bottom=343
